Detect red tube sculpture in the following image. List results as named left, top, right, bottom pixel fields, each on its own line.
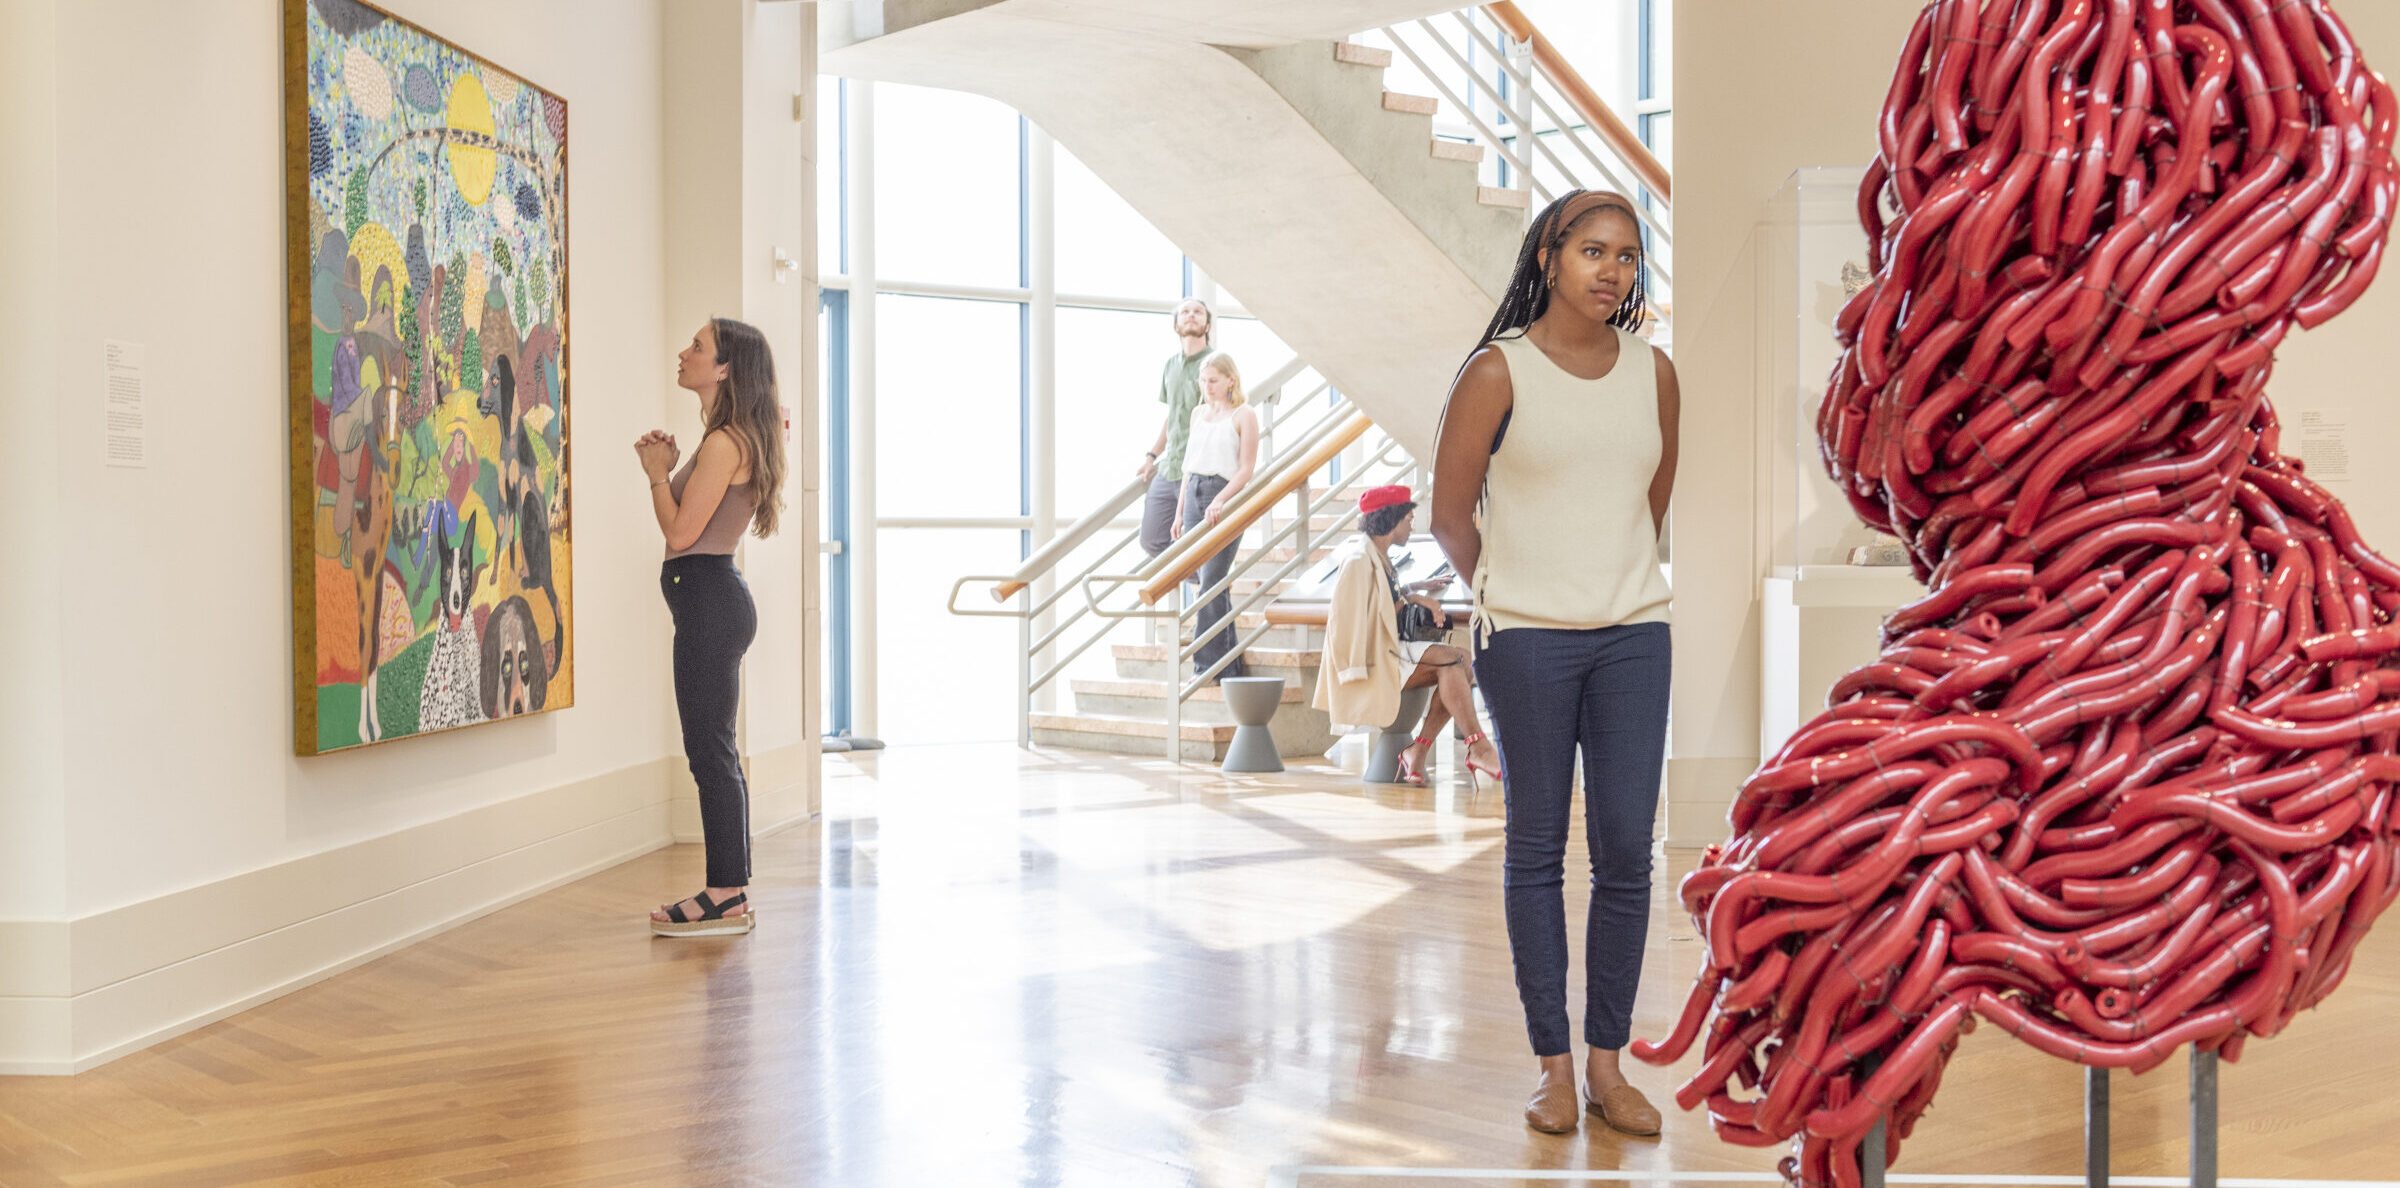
left=1634, top=2, right=2400, bottom=1183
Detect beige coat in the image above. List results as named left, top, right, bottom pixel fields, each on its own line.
left=1312, top=546, right=1407, bottom=730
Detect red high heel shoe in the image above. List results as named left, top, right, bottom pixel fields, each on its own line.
left=1395, top=734, right=1436, bottom=786
left=1462, top=733, right=1504, bottom=791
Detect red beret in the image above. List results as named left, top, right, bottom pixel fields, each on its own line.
left=1358, top=484, right=1414, bottom=515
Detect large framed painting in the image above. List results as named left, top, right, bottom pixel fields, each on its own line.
left=284, top=0, right=572, bottom=754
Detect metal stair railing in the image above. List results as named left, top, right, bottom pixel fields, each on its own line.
left=946, top=353, right=1362, bottom=750
left=1480, top=2, right=1671, bottom=202
left=1079, top=425, right=1420, bottom=760
left=1365, top=4, right=1674, bottom=303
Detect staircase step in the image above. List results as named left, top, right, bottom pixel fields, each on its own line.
left=1382, top=91, right=1439, bottom=117
left=1176, top=614, right=1315, bottom=651
left=1114, top=643, right=1321, bottom=667
left=1064, top=677, right=1341, bottom=755
left=1035, top=689, right=1340, bottom=758
left=1477, top=185, right=1532, bottom=210
left=1112, top=642, right=1321, bottom=685
left=1334, top=41, right=1393, bottom=69
left=1030, top=711, right=1236, bottom=762
left=1074, top=678, right=1304, bottom=704
left=1072, top=678, right=1275, bottom=724
left=1431, top=139, right=1487, bottom=164
left=1030, top=710, right=1234, bottom=741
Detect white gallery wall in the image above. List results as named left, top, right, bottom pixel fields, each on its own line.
left=0, top=0, right=818, bottom=1073
left=1672, top=0, right=2400, bottom=843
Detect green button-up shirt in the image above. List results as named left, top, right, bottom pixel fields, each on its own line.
left=1155, top=349, right=1211, bottom=482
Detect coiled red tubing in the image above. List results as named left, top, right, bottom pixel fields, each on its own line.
left=1633, top=3, right=2400, bottom=1184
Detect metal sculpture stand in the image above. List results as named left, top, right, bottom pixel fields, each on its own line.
left=1856, top=1050, right=2216, bottom=1188
left=2081, top=1051, right=2218, bottom=1188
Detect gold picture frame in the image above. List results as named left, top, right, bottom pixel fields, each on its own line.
left=284, top=0, right=572, bottom=754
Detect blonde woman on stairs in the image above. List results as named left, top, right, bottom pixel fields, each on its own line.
left=1171, top=351, right=1259, bottom=682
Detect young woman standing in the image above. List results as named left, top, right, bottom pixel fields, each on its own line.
left=636, top=317, right=788, bottom=937
left=1430, top=191, right=1679, bottom=1136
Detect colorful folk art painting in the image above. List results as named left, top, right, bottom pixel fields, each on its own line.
left=285, top=0, right=571, bottom=754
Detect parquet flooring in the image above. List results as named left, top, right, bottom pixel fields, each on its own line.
left=1, top=742, right=2396, bottom=1186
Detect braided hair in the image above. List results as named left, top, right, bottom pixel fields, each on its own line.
left=1472, top=190, right=1650, bottom=353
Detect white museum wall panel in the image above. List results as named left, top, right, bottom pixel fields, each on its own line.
left=0, top=0, right=820, bottom=1073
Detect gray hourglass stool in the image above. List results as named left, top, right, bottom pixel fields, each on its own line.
left=1364, top=686, right=1434, bottom=784
left=1218, top=676, right=1288, bottom=773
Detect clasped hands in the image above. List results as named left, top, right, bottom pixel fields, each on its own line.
left=635, top=430, right=679, bottom=484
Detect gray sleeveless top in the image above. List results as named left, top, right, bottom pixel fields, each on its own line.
left=664, top=453, right=757, bottom=559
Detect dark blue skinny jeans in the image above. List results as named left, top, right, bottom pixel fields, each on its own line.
left=1475, top=621, right=1672, bottom=1055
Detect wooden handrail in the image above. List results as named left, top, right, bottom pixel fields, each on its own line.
left=1138, top=410, right=1373, bottom=606
left=990, top=477, right=1146, bottom=602
left=1481, top=1, right=1671, bottom=207
left=987, top=356, right=1320, bottom=604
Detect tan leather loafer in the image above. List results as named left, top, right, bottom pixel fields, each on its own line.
left=1589, top=1082, right=1662, bottom=1136
left=1524, top=1079, right=1580, bottom=1134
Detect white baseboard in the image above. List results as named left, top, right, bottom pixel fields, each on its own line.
left=0, top=758, right=680, bottom=1075
left=667, top=737, right=822, bottom=844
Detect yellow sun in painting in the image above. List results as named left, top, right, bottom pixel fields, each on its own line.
left=445, top=73, right=498, bottom=207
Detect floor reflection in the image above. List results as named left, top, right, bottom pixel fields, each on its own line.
left=793, top=740, right=1741, bottom=1186
left=7, top=739, right=2393, bottom=1186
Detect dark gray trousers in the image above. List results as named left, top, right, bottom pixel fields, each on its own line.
left=1138, top=475, right=1181, bottom=558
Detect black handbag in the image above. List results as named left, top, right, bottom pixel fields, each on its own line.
left=1396, top=599, right=1447, bottom=643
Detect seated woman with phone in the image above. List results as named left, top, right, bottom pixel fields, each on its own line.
left=1312, top=485, right=1504, bottom=788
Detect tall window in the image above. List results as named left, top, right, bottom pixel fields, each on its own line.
left=821, top=81, right=1296, bottom=745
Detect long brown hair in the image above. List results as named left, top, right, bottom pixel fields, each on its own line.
left=702, top=317, right=787, bottom=538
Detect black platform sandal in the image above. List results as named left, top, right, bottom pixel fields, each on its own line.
left=649, top=889, right=755, bottom=938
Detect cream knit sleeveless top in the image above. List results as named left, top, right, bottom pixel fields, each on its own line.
left=1471, top=328, right=1673, bottom=638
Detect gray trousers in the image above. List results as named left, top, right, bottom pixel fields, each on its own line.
left=1139, top=475, right=1181, bottom=557
left=1182, top=473, right=1247, bottom=680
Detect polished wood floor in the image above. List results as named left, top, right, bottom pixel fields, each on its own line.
left=3, top=742, right=2398, bottom=1186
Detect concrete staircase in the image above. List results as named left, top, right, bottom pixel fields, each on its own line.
left=1032, top=639, right=1340, bottom=762
left=1028, top=537, right=1352, bottom=761
left=819, top=0, right=1529, bottom=462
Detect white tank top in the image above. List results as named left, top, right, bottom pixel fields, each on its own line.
left=1471, top=328, right=1673, bottom=637
left=1183, top=403, right=1243, bottom=479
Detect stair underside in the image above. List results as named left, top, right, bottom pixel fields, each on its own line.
left=821, top=4, right=1516, bottom=462
left=825, top=1, right=1474, bottom=53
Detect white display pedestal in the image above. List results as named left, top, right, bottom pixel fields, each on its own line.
left=1760, top=566, right=1924, bottom=762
